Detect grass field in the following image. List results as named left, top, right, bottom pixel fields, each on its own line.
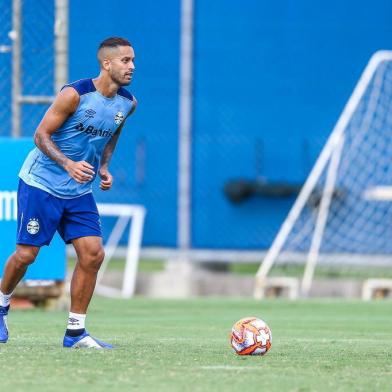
left=1, top=298, right=391, bottom=392
left=70, top=257, right=392, bottom=279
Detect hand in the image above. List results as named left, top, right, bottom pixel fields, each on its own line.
left=64, top=160, right=95, bottom=184
left=99, top=168, right=113, bottom=191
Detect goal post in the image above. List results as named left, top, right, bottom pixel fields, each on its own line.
left=254, top=50, right=392, bottom=299
left=95, top=203, right=146, bottom=299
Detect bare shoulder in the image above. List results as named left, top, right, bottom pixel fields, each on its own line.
left=129, top=95, right=138, bottom=115
left=52, top=87, right=80, bottom=115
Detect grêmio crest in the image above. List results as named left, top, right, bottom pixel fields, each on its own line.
left=114, top=111, right=124, bottom=125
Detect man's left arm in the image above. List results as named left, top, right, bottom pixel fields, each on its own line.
left=99, top=125, right=122, bottom=190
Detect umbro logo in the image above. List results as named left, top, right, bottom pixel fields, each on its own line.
left=85, top=109, right=96, bottom=118
left=68, top=318, right=80, bottom=326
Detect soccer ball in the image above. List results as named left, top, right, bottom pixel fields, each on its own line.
left=230, top=317, right=272, bottom=356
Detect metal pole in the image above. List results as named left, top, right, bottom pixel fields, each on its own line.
left=301, top=134, right=344, bottom=296
left=177, top=0, right=194, bottom=253
left=122, top=207, right=146, bottom=297
left=55, top=0, right=68, bottom=93
left=11, top=0, right=21, bottom=138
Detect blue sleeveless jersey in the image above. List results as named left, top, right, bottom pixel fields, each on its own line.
left=19, top=79, right=135, bottom=198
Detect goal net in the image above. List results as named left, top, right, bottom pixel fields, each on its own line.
left=254, top=51, right=392, bottom=298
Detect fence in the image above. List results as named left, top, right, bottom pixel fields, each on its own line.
left=1, top=0, right=391, bottom=257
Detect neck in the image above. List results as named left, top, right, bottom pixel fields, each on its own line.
left=92, top=74, right=120, bottom=98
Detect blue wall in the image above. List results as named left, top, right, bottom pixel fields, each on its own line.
left=69, top=0, right=181, bottom=247
left=1, top=1, right=392, bottom=249
left=0, top=139, right=65, bottom=280
left=192, top=0, right=392, bottom=248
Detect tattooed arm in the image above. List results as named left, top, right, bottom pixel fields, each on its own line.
left=98, top=123, right=123, bottom=191
left=34, top=87, right=95, bottom=184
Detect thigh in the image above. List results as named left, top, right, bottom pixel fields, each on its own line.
left=72, top=236, right=103, bottom=259
left=58, top=192, right=102, bottom=244
left=17, top=179, right=63, bottom=246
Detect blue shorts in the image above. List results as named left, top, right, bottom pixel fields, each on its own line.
left=17, top=179, right=102, bottom=246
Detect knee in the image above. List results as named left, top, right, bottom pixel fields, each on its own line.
left=14, top=247, right=38, bottom=269
left=80, top=247, right=105, bottom=271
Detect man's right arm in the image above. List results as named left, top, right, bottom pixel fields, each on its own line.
left=34, top=87, right=94, bottom=184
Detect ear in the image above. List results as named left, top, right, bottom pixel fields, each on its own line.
left=102, top=58, right=111, bottom=71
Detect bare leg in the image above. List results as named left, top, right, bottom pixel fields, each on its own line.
left=0, top=245, right=40, bottom=294
left=69, top=236, right=104, bottom=314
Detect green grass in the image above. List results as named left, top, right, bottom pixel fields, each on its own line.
left=68, top=257, right=392, bottom=280
left=230, top=262, right=392, bottom=279
left=2, top=298, right=391, bottom=392
left=68, top=257, right=165, bottom=272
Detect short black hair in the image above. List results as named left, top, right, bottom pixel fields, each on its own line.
left=98, top=37, right=132, bottom=51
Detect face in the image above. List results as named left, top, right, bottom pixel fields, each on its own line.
left=104, top=45, right=135, bottom=86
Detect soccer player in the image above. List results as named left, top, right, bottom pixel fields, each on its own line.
left=0, top=37, right=137, bottom=348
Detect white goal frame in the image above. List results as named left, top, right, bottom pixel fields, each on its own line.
left=95, top=203, right=146, bottom=298
left=254, top=50, right=392, bottom=299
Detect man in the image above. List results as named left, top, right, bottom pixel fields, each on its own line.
left=0, top=37, right=137, bottom=349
